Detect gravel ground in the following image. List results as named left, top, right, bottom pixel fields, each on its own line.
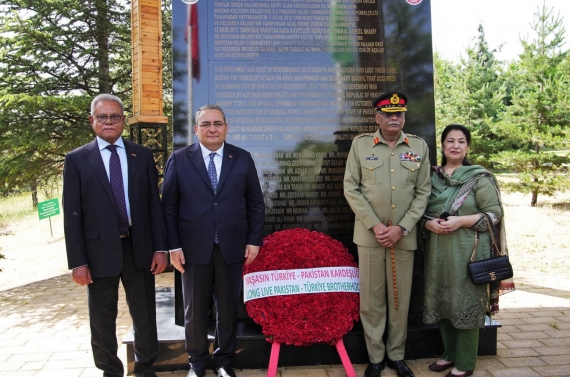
left=0, top=213, right=68, bottom=291
left=1, top=190, right=569, bottom=291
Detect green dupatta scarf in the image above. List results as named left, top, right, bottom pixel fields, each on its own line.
left=425, top=165, right=515, bottom=315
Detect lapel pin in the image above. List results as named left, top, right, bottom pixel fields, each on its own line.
left=131, top=154, right=136, bottom=157
left=229, top=155, right=233, bottom=158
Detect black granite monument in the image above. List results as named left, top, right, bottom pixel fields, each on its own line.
left=121, top=0, right=499, bottom=372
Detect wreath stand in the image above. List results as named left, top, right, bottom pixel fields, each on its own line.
left=266, top=339, right=356, bottom=377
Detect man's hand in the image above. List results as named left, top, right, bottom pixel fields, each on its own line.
left=170, top=249, right=186, bottom=273
left=72, top=266, right=93, bottom=286
left=372, top=223, right=387, bottom=244
left=244, top=244, right=260, bottom=265
left=376, top=226, right=403, bottom=248
left=372, top=223, right=387, bottom=233
left=150, top=252, right=168, bottom=274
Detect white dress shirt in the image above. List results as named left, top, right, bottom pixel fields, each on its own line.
left=199, top=142, right=224, bottom=182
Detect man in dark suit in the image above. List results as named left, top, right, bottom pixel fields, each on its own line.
left=63, top=94, right=167, bottom=377
left=162, top=104, right=265, bottom=377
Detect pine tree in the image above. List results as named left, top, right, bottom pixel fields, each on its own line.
left=434, top=25, right=509, bottom=167
left=491, top=6, right=570, bottom=206
left=0, top=0, right=132, bottom=198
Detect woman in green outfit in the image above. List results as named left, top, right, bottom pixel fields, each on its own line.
left=421, top=125, right=514, bottom=377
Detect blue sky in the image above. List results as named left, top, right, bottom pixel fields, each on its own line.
left=431, top=0, right=570, bottom=62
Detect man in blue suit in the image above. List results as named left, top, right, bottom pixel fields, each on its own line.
left=162, top=104, right=265, bottom=377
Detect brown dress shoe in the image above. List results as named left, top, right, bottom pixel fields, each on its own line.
left=428, top=360, right=454, bottom=372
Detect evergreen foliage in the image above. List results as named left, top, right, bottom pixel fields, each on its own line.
left=435, top=7, right=570, bottom=206
left=0, top=0, right=172, bottom=197
left=434, top=25, right=509, bottom=167
left=0, top=0, right=132, bottom=195
left=491, top=6, right=570, bottom=206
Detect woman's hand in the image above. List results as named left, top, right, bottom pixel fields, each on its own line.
left=439, top=216, right=463, bottom=231
left=440, top=214, right=482, bottom=231
left=425, top=218, right=453, bottom=234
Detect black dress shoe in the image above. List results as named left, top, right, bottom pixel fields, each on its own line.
left=187, top=367, right=206, bottom=377
left=386, top=359, right=414, bottom=377
left=428, top=360, right=455, bottom=372
left=216, top=365, right=237, bottom=377
left=364, top=361, right=385, bottom=377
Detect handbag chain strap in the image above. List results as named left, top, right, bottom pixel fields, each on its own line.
left=470, top=213, right=500, bottom=262
left=469, top=229, right=480, bottom=262
left=482, top=212, right=500, bottom=256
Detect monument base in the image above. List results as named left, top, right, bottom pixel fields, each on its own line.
left=123, top=288, right=500, bottom=373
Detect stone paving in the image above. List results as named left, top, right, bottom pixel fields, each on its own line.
left=1, top=268, right=569, bottom=377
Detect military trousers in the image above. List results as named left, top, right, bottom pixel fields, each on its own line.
left=358, top=245, right=414, bottom=363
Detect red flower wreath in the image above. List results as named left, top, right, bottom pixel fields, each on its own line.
left=243, top=228, right=360, bottom=346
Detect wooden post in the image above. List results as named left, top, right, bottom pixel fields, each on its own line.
left=130, top=0, right=167, bottom=123
left=129, top=0, right=168, bottom=176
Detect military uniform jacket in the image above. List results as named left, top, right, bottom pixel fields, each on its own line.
left=344, top=129, right=431, bottom=250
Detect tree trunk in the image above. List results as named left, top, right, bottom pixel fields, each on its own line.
left=31, top=180, right=38, bottom=208
left=531, top=185, right=538, bottom=207
left=530, top=141, right=540, bottom=207
left=95, top=0, right=111, bottom=94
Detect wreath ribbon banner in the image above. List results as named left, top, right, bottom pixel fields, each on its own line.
left=243, top=266, right=359, bottom=302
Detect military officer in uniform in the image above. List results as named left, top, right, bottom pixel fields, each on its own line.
left=343, top=92, right=431, bottom=377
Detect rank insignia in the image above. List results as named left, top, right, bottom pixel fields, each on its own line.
left=390, top=94, right=400, bottom=105
left=373, top=137, right=379, bottom=145
left=400, top=151, right=421, bottom=162
left=403, top=137, right=409, bottom=145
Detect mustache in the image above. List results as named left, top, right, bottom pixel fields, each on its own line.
left=387, top=121, right=400, bottom=126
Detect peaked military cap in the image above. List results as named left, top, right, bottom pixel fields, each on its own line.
left=373, top=91, right=408, bottom=112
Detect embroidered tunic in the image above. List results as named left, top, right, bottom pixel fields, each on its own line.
left=423, top=166, right=502, bottom=329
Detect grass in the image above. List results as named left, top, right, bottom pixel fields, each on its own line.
left=0, top=191, right=39, bottom=227
left=0, top=192, right=40, bottom=271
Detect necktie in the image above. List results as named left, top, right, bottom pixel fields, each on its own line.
left=208, top=152, right=218, bottom=194
left=208, top=152, right=219, bottom=243
left=106, top=145, right=130, bottom=235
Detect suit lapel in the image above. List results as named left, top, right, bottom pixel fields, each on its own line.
left=188, top=143, right=215, bottom=193
left=85, top=139, right=114, bottom=204
left=217, top=144, right=234, bottom=192
left=124, top=140, right=139, bottom=197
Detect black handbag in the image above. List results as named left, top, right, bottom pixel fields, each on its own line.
left=467, top=213, right=513, bottom=285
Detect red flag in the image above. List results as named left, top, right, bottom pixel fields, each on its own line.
left=185, top=4, right=200, bottom=79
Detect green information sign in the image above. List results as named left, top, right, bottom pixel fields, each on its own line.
left=38, top=198, right=60, bottom=220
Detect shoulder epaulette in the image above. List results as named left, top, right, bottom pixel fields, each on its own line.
left=355, top=133, right=373, bottom=138
left=406, top=133, right=426, bottom=142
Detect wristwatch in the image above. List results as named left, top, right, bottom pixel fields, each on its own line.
left=399, top=225, right=409, bottom=236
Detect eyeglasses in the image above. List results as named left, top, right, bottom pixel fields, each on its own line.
left=379, top=111, right=405, bottom=118
left=198, top=122, right=226, bottom=128
left=95, top=114, right=123, bottom=123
